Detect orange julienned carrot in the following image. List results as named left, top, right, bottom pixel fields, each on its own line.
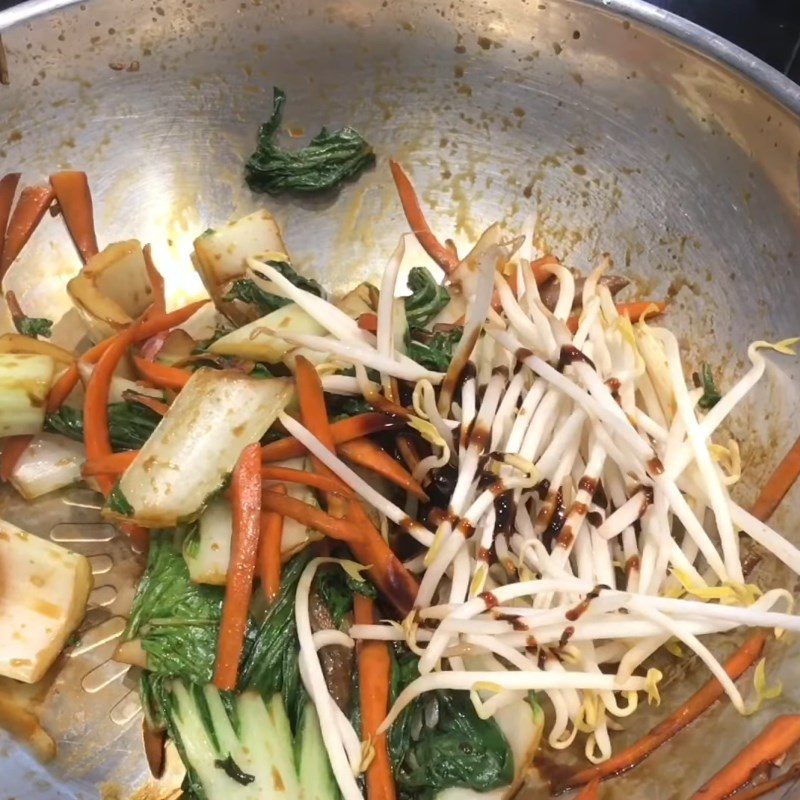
left=260, top=465, right=354, bottom=497
left=751, top=434, right=800, bottom=524
left=389, top=159, right=459, bottom=274
left=258, top=484, right=286, bottom=603
left=142, top=243, right=166, bottom=318
left=83, top=325, right=140, bottom=497
left=0, top=434, right=33, bottom=482
left=291, top=357, right=419, bottom=614
left=0, top=185, right=54, bottom=279
left=727, top=761, right=800, bottom=800
left=82, top=450, right=138, bottom=478
left=295, top=355, right=350, bottom=519
left=358, top=312, right=378, bottom=333
left=132, top=355, right=191, bottom=391
left=691, top=715, right=800, bottom=800
left=214, top=442, right=263, bottom=691
left=261, top=490, right=364, bottom=543
left=530, top=254, right=560, bottom=286
left=260, top=412, right=402, bottom=462
left=338, top=437, right=428, bottom=501
left=46, top=300, right=209, bottom=412
left=0, top=173, right=21, bottom=265
left=49, top=171, right=98, bottom=262
left=566, top=301, right=667, bottom=334
left=560, top=632, right=767, bottom=791
left=575, top=779, right=601, bottom=800
left=122, top=392, right=170, bottom=417
left=354, top=594, right=397, bottom=800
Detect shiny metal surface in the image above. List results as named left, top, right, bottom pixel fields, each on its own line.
left=0, top=0, right=798, bottom=798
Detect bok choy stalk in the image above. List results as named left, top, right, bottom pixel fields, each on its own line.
left=208, top=302, right=327, bottom=363
left=141, top=675, right=337, bottom=800
left=245, top=87, right=375, bottom=195
left=67, top=241, right=155, bottom=341
left=0, top=353, right=55, bottom=436
left=193, top=211, right=288, bottom=322
left=9, top=433, right=84, bottom=500
left=123, top=533, right=225, bottom=684
left=105, top=369, right=292, bottom=527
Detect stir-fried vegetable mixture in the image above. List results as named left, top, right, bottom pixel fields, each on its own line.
left=1, top=157, right=800, bottom=800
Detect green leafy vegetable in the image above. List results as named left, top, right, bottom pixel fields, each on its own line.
left=406, top=327, right=463, bottom=372
left=316, top=566, right=377, bottom=628
left=45, top=401, right=161, bottom=452
left=697, top=362, right=722, bottom=410
left=389, top=650, right=513, bottom=800
left=14, top=315, right=53, bottom=338
left=404, top=267, right=450, bottom=328
left=226, top=260, right=324, bottom=317
left=245, top=87, right=375, bottom=195
left=126, top=533, right=225, bottom=684
left=238, top=551, right=311, bottom=732
left=107, top=483, right=134, bottom=517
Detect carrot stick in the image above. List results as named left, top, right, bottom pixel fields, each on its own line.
left=692, top=715, right=800, bottom=800
left=338, top=437, right=428, bottom=501
left=258, top=484, right=285, bottom=603
left=575, top=779, right=600, bottom=800
left=132, top=355, right=191, bottom=391
left=388, top=159, right=459, bottom=273
left=0, top=173, right=21, bottom=266
left=261, top=465, right=354, bottom=497
left=121, top=391, right=169, bottom=417
left=83, top=326, right=139, bottom=497
left=120, top=521, right=150, bottom=554
left=0, top=434, right=33, bottom=482
left=0, top=185, right=54, bottom=279
left=46, top=300, right=208, bottom=412
left=261, top=490, right=363, bottom=543
left=530, top=254, right=560, bottom=286
left=354, top=594, right=397, bottom=800
left=49, top=171, right=98, bottom=262
left=358, top=312, right=378, bottom=333
left=214, top=442, right=262, bottom=691
left=260, top=412, right=403, bottom=462
left=751, top=434, right=800, bottom=524
left=559, top=632, right=767, bottom=792
left=142, top=244, right=166, bottom=318
left=566, top=301, right=666, bottom=334
left=727, top=761, right=800, bottom=800
left=82, top=450, right=138, bottom=478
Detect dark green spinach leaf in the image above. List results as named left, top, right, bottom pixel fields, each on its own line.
left=226, top=260, right=325, bottom=316
left=697, top=362, right=722, bottom=410
left=126, top=533, right=225, bottom=685
left=245, top=87, right=375, bottom=195
left=389, top=650, right=513, bottom=800
left=406, top=327, right=462, bottom=372
left=14, top=315, right=53, bottom=338
left=404, top=267, right=449, bottom=328
left=107, top=483, right=134, bottom=517
left=45, top=401, right=162, bottom=452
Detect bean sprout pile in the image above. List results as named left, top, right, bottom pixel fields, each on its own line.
left=271, top=224, right=800, bottom=794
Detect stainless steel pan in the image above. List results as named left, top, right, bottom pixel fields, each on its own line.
left=0, top=0, right=798, bottom=797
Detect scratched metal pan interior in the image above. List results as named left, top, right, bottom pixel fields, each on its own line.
left=0, top=0, right=799, bottom=797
